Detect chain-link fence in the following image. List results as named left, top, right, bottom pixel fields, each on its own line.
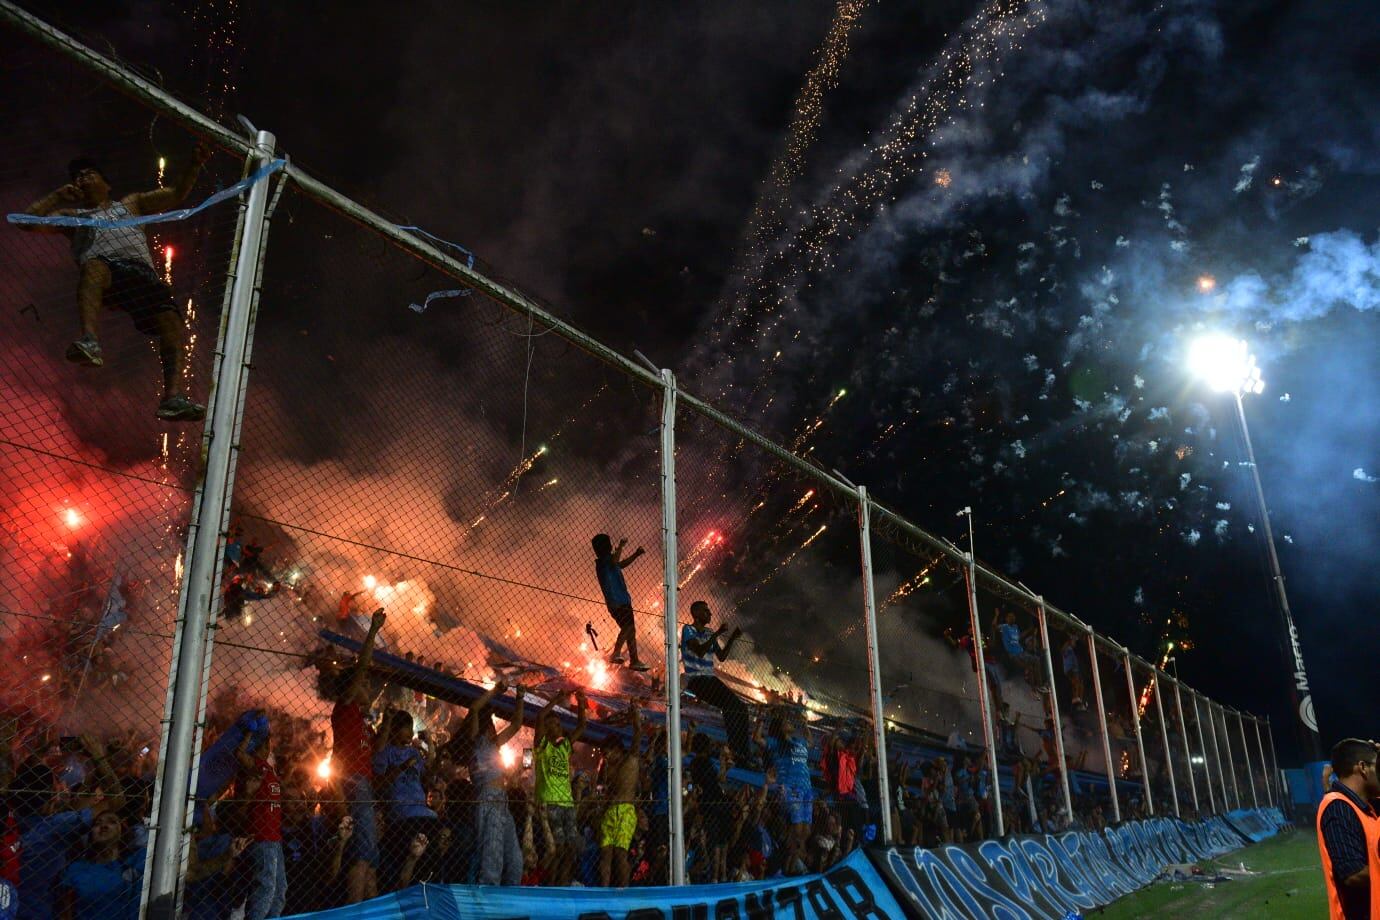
left=0, top=18, right=260, bottom=919
left=0, top=4, right=1285, bottom=917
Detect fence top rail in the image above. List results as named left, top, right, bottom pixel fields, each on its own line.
left=0, top=0, right=1260, bottom=726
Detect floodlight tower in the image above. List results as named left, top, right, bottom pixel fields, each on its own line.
left=1188, top=335, right=1321, bottom=759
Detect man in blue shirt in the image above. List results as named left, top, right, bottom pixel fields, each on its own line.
left=13, top=736, right=124, bottom=920
left=680, top=601, right=752, bottom=765
left=592, top=533, right=649, bottom=671
left=372, top=709, right=439, bottom=890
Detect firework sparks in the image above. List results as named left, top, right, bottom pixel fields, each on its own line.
left=1196, top=274, right=1216, bottom=293
left=934, top=168, right=953, bottom=188
left=736, top=524, right=828, bottom=605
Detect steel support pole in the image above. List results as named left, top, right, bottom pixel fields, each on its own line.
left=144, top=129, right=276, bottom=920
left=963, top=550, right=1004, bottom=837
left=1087, top=633, right=1120, bottom=823
left=1252, top=718, right=1274, bottom=808
left=857, top=487, right=893, bottom=843
left=1151, top=669, right=1179, bottom=817
left=1236, top=711, right=1259, bottom=808
left=1036, top=600, right=1074, bottom=825
left=1191, top=692, right=1217, bottom=814
left=659, top=369, right=685, bottom=885
left=1123, top=652, right=1153, bottom=816
left=1172, top=679, right=1199, bottom=815
left=1233, top=391, right=1321, bottom=757
left=1266, top=719, right=1286, bottom=807
left=1218, top=705, right=1240, bottom=809
left=1205, top=698, right=1228, bottom=810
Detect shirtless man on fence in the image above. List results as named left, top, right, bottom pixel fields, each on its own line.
left=19, top=145, right=211, bottom=421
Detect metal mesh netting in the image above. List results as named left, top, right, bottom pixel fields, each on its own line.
left=0, top=6, right=1291, bottom=917
left=0, top=30, right=251, bottom=919
left=670, top=411, right=874, bottom=880
left=192, top=185, right=668, bottom=907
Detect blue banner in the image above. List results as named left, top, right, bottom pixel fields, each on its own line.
left=868, top=808, right=1285, bottom=920
left=284, top=849, right=907, bottom=920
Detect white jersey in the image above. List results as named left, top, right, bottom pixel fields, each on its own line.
left=71, top=200, right=155, bottom=269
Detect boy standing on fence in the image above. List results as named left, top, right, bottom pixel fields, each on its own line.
left=19, top=146, right=212, bottom=422
left=591, top=534, right=649, bottom=671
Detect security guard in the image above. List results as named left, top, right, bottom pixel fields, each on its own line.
left=1318, top=738, right=1380, bottom=919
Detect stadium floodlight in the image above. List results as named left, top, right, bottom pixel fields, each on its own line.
left=1188, top=334, right=1318, bottom=760
left=1187, top=334, right=1265, bottom=395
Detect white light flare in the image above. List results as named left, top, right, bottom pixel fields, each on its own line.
left=1188, top=335, right=1265, bottom=395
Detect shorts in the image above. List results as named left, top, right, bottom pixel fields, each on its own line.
left=609, top=604, right=634, bottom=631
left=97, top=257, right=179, bottom=335
left=544, top=803, right=579, bottom=847
left=342, top=774, right=380, bottom=867
left=600, top=803, right=636, bottom=851
left=780, top=784, right=814, bottom=826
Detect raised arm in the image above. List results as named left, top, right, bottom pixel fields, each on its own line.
left=80, top=734, right=126, bottom=816
left=615, top=539, right=645, bottom=569
left=571, top=688, right=589, bottom=744
left=495, top=687, right=526, bottom=746
left=684, top=625, right=722, bottom=658
left=344, top=609, right=386, bottom=706
left=463, top=680, right=508, bottom=739
left=19, top=182, right=84, bottom=233
left=234, top=733, right=263, bottom=795
left=716, top=626, right=743, bottom=661
left=124, top=142, right=211, bottom=216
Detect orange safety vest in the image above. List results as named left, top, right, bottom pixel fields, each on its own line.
left=1317, top=789, right=1380, bottom=920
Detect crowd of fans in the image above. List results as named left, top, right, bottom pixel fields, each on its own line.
left=0, top=528, right=1202, bottom=920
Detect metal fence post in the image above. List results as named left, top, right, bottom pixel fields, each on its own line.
left=962, top=551, right=1004, bottom=837
left=1087, top=632, right=1120, bottom=823
left=856, top=487, right=893, bottom=843
left=1171, top=678, right=1199, bottom=815
left=1151, top=669, right=1179, bottom=817
left=659, top=368, right=685, bottom=885
left=143, top=129, right=277, bottom=920
left=1252, top=717, right=1274, bottom=808
left=1218, top=705, right=1240, bottom=809
left=1266, top=718, right=1285, bottom=808
left=1035, top=600, right=1074, bottom=826
left=1123, top=651, right=1153, bottom=816
left=1191, top=692, right=1217, bottom=814
left=1236, top=711, right=1259, bottom=808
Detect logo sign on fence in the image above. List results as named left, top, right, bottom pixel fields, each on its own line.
left=869, top=812, right=1271, bottom=920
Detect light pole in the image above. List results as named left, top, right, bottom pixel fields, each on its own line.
left=1188, top=335, right=1322, bottom=760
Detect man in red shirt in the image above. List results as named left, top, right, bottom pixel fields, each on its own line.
left=329, top=609, right=386, bottom=903
left=236, top=729, right=285, bottom=919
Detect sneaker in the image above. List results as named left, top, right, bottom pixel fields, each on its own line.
left=608, top=655, right=626, bottom=664
left=65, top=334, right=104, bottom=367
left=156, top=394, right=207, bottom=422
left=628, top=661, right=651, bottom=672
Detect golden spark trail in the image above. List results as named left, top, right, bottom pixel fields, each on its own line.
left=736, top=524, right=828, bottom=606
left=712, top=0, right=873, bottom=351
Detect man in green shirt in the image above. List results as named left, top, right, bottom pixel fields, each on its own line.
left=534, top=688, right=587, bottom=885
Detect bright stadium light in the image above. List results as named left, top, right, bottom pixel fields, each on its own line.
left=1188, top=333, right=1318, bottom=759
left=1187, top=334, right=1265, bottom=395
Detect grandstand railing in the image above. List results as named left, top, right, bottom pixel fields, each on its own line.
left=0, top=1, right=1287, bottom=915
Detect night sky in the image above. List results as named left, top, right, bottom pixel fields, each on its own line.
left=9, top=0, right=1380, bottom=762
